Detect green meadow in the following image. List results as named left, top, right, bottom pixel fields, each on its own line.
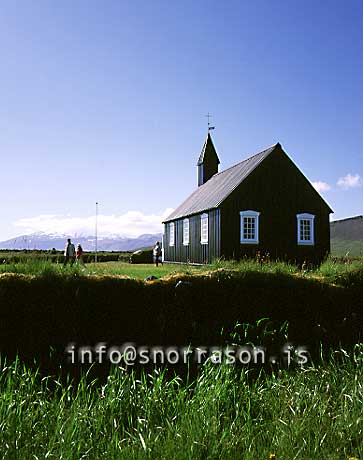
left=0, top=256, right=362, bottom=280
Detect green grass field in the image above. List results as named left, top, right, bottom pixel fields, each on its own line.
left=86, top=261, right=199, bottom=279
left=0, top=348, right=362, bottom=459
left=1, top=256, right=362, bottom=281
left=0, top=259, right=198, bottom=279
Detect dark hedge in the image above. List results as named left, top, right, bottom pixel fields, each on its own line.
left=0, top=270, right=361, bottom=377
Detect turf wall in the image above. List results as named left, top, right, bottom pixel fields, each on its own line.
left=0, top=269, right=362, bottom=375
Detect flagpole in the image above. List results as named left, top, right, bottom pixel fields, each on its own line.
left=95, top=201, right=98, bottom=263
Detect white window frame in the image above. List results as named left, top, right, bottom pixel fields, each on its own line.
left=297, top=213, right=315, bottom=245
left=200, top=213, right=208, bottom=244
left=240, top=210, right=260, bottom=244
left=183, top=218, right=190, bottom=246
left=169, top=222, right=175, bottom=246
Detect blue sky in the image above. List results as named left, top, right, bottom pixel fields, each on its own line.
left=1, top=0, right=363, bottom=240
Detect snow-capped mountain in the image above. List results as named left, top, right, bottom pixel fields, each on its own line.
left=0, top=232, right=163, bottom=251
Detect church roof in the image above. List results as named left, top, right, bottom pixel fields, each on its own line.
left=163, top=143, right=278, bottom=222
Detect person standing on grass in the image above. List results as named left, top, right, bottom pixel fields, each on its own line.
left=153, top=241, right=162, bottom=267
left=63, top=238, right=76, bottom=266
left=76, top=243, right=84, bottom=265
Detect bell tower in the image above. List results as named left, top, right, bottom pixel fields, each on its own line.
left=197, top=132, right=220, bottom=186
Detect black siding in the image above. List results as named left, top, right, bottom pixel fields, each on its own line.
left=163, top=209, right=220, bottom=264
left=219, top=145, right=331, bottom=265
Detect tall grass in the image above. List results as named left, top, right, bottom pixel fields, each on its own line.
left=0, top=256, right=362, bottom=281
left=0, top=349, right=362, bottom=459
left=316, top=257, right=363, bottom=279
left=210, top=258, right=299, bottom=275
left=210, top=256, right=363, bottom=282
left=0, top=259, right=197, bottom=279
left=0, top=259, right=85, bottom=276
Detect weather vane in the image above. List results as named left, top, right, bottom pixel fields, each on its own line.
left=205, top=113, right=215, bottom=132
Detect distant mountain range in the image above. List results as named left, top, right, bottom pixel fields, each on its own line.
left=1, top=216, right=362, bottom=256
left=0, top=233, right=163, bottom=252
left=330, top=215, right=363, bottom=256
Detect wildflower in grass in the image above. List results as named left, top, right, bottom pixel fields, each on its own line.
left=269, top=454, right=276, bottom=459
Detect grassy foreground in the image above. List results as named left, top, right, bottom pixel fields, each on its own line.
left=0, top=349, right=362, bottom=459
left=0, top=257, right=362, bottom=280
left=0, top=260, right=194, bottom=279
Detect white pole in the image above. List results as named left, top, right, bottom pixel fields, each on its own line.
left=95, top=201, right=98, bottom=263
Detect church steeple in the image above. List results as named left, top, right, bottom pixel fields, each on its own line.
left=197, top=133, right=220, bottom=186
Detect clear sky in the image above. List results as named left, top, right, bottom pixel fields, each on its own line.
left=1, top=0, right=363, bottom=240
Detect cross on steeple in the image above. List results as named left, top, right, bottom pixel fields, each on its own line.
left=205, top=113, right=215, bottom=132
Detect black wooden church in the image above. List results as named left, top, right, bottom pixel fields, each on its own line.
left=163, top=134, right=333, bottom=265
